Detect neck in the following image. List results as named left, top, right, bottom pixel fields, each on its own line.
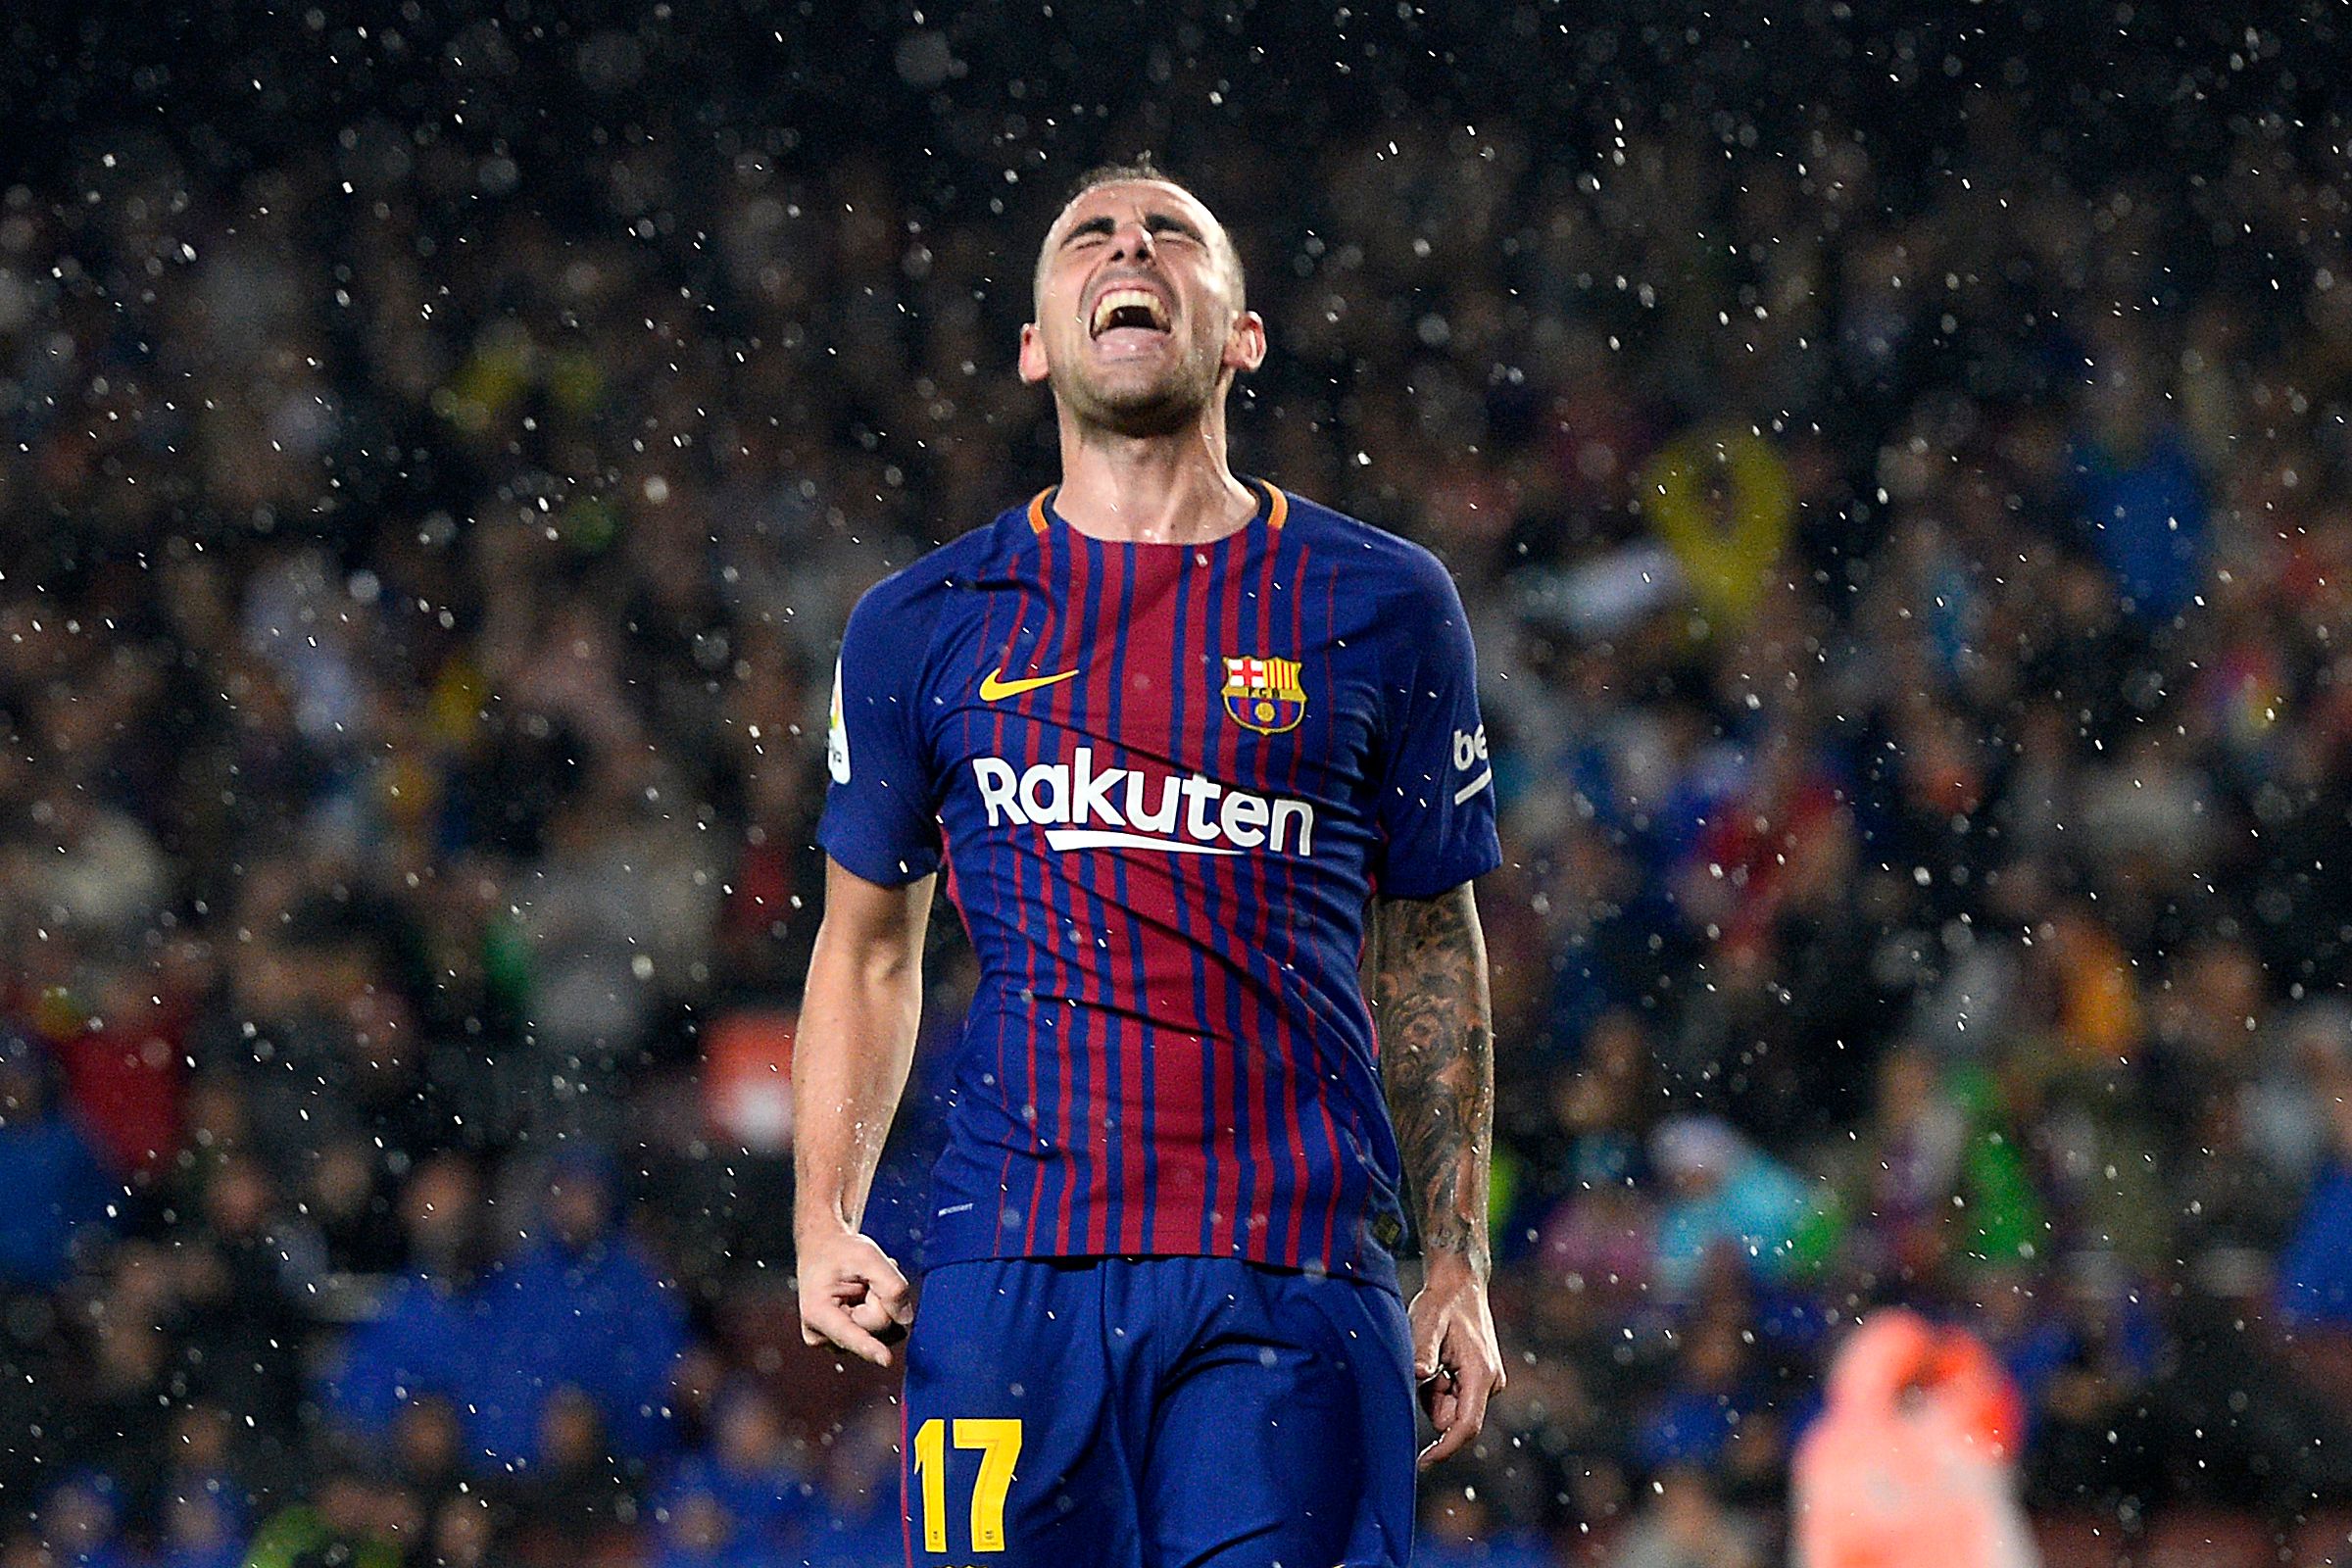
left=1051, top=405, right=1258, bottom=544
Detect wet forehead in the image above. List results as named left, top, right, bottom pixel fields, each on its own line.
left=1047, top=178, right=1225, bottom=250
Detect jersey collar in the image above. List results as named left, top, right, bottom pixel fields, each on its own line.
left=1026, top=477, right=1286, bottom=541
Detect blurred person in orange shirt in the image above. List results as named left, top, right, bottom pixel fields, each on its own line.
left=1791, top=1309, right=2034, bottom=1568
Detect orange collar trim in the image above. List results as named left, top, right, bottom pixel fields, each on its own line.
left=1026, top=479, right=1285, bottom=538
left=1262, top=479, right=1289, bottom=530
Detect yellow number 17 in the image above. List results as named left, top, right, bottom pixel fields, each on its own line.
left=912, top=1416, right=1023, bottom=1554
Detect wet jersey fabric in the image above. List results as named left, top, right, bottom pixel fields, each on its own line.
left=900, top=1255, right=1415, bottom=1568
left=819, top=480, right=1501, bottom=1287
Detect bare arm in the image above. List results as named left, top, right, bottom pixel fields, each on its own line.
left=793, top=856, right=934, bottom=1365
left=1372, top=880, right=1504, bottom=1466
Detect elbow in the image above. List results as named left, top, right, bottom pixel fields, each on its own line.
left=860, top=945, right=922, bottom=994
left=808, top=913, right=923, bottom=996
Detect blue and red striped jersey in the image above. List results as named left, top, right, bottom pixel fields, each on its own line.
left=817, top=480, right=1500, bottom=1287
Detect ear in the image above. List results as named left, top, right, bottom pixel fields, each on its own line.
left=1018, top=319, right=1050, bottom=385
left=1224, top=310, right=1267, bottom=374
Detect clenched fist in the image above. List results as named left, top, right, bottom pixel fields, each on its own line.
left=797, top=1226, right=914, bottom=1367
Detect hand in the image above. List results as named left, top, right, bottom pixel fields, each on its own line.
left=1407, top=1250, right=1505, bottom=1468
left=796, top=1227, right=914, bottom=1367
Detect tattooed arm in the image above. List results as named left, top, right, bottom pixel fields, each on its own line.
left=1375, top=881, right=1496, bottom=1267
left=1373, top=880, right=1505, bottom=1467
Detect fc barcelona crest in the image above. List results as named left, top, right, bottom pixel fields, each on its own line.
left=1222, top=655, right=1306, bottom=735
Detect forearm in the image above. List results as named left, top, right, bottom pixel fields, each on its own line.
left=1372, top=882, right=1495, bottom=1276
left=792, top=882, right=931, bottom=1239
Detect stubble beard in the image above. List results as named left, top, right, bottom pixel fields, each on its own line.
left=1053, top=345, right=1222, bottom=440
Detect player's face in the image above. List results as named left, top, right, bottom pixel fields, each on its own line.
left=1020, top=180, right=1265, bottom=436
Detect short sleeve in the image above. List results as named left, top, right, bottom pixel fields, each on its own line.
left=816, top=579, right=943, bottom=885
left=1373, top=555, right=1503, bottom=899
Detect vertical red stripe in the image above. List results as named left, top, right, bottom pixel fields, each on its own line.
left=1178, top=541, right=1226, bottom=1255
left=1100, top=549, right=1148, bottom=1257
left=1104, top=550, right=1202, bottom=1254
left=1117, top=564, right=1171, bottom=1252
left=1074, top=539, right=1126, bottom=1258
left=899, top=1393, right=915, bottom=1568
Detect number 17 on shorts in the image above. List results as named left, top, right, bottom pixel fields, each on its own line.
left=899, top=1257, right=1416, bottom=1568
left=910, top=1416, right=1024, bottom=1556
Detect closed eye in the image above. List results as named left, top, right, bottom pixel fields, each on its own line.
left=1143, top=214, right=1204, bottom=245
left=1057, top=212, right=1206, bottom=250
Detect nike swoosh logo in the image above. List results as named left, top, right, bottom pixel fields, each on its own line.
left=979, top=666, right=1081, bottom=701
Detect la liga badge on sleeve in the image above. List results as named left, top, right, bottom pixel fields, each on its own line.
left=1221, top=655, right=1307, bottom=735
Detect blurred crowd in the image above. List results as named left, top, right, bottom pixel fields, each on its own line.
left=7, top=6, right=2352, bottom=1565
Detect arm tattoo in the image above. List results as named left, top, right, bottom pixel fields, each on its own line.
left=1372, top=882, right=1494, bottom=1274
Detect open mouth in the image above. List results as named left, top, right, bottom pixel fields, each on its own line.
left=1089, top=285, right=1172, bottom=340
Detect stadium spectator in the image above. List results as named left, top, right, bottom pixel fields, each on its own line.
left=505, top=1387, right=634, bottom=1562
left=1790, top=1312, right=2033, bottom=1568
left=791, top=1400, right=902, bottom=1568
left=1605, top=1467, right=1764, bottom=1568
left=0, top=1027, right=118, bottom=1291
left=239, top=1463, right=416, bottom=1568
left=1647, top=1116, right=1820, bottom=1296
left=318, top=1153, right=496, bottom=1448
left=32, top=1473, right=131, bottom=1568
left=683, top=1382, right=812, bottom=1549
left=1417, top=1490, right=1557, bottom=1568
left=2069, top=351, right=2210, bottom=626
left=150, top=1469, right=245, bottom=1568
left=322, top=1150, right=684, bottom=1470
left=646, top=1474, right=747, bottom=1568
left=2275, top=1049, right=2352, bottom=1330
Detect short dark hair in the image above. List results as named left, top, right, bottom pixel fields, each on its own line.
left=1062, top=155, right=1180, bottom=206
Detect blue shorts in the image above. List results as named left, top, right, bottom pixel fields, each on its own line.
left=900, top=1255, right=1416, bottom=1568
